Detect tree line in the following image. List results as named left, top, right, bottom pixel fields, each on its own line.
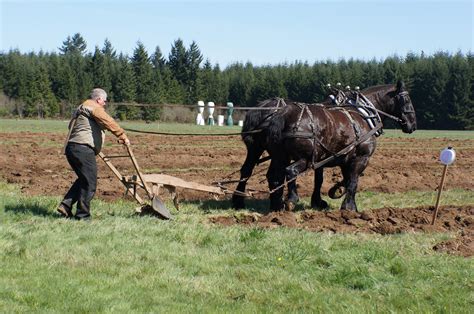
left=0, top=33, right=472, bottom=129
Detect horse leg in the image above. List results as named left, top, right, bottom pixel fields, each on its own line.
left=311, top=167, right=329, bottom=209
left=340, top=156, right=369, bottom=211
left=266, top=157, right=287, bottom=211
left=285, top=159, right=308, bottom=211
left=231, top=145, right=265, bottom=209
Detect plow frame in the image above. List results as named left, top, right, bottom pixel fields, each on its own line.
left=98, top=145, right=226, bottom=218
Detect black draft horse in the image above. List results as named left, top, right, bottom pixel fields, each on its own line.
left=266, top=81, right=417, bottom=211
left=231, top=86, right=386, bottom=209
left=231, top=97, right=299, bottom=209
left=231, top=82, right=413, bottom=209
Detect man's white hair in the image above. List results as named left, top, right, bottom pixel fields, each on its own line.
left=90, top=88, right=107, bottom=100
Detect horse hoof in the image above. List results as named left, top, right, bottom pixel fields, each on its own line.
left=328, top=184, right=346, bottom=199
left=231, top=196, right=245, bottom=209
left=285, top=201, right=296, bottom=211
left=311, top=200, right=328, bottom=209
left=340, top=204, right=357, bottom=211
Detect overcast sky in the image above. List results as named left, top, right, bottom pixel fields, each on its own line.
left=1, top=0, right=472, bottom=67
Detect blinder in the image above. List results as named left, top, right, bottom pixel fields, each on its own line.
left=396, top=91, right=415, bottom=114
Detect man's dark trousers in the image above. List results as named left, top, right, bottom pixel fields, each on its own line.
left=61, top=143, right=97, bottom=219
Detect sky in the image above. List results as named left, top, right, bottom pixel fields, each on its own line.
left=0, top=0, right=472, bottom=67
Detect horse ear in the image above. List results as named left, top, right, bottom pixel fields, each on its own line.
left=396, top=80, right=406, bottom=91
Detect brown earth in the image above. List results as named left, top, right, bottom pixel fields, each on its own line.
left=1, top=131, right=473, bottom=256
left=210, top=205, right=474, bottom=257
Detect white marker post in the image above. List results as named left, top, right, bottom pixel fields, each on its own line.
left=431, top=147, right=456, bottom=225
left=196, top=101, right=205, bottom=125
left=207, top=102, right=215, bottom=126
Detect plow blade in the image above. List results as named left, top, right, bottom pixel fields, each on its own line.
left=152, top=196, right=172, bottom=219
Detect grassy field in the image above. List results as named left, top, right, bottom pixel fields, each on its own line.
left=1, top=183, right=473, bottom=312
left=1, top=119, right=473, bottom=312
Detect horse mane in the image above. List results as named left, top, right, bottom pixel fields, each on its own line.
left=361, top=84, right=395, bottom=96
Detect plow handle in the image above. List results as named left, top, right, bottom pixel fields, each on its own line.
left=98, top=152, right=144, bottom=204
left=125, top=145, right=153, bottom=199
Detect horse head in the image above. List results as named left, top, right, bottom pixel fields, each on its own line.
left=392, top=81, right=417, bottom=133
left=365, top=81, right=417, bottom=134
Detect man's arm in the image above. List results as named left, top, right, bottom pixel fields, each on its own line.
left=91, top=107, right=129, bottom=143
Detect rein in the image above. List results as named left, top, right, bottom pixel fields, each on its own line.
left=374, top=108, right=403, bottom=124
left=123, top=127, right=262, bottom=136
left=123, top=99, right=290, bottom=137
left=361, top=90, right=413, bottom=125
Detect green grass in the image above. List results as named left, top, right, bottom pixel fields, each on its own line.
left=1, top=182, right=473, bottom=313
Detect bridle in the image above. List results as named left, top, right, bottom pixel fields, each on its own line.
left=376, top=90, right=414, bottom=125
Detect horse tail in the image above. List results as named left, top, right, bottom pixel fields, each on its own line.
left=266, top=109, right=287, bottom=144
left=241, top=98, right=281, bottom=146
left=241, top=110, right=263, bottom=146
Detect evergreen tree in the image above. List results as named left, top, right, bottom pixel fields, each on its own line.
left=1, top=50, right=23, bottom=99
left=151, top=46, right=166, bottom=103
left=285, top=61, right=312, bottom=102
left=250, top=66, right=287, bottom=105
left=347, top=59, right=364, bottom=87
left=211, top=63, right=228, bottom=104
left=131, top=42, right=160, bottom=120
left=411, top=56, right=434, bottom=128
left=336, top=59, right=352, bottom=85
left=113, top=54, right=139, bottom=120
left=312, top=61, right=337, bottom=101
left=101, top=39, right=117, bottom=100
left=226, top=62, right=255, bottom=106
left=161, top=66, right=186, bottom=104
left=91, top=46, right=112, bottom=94
left=151, top=46, right=166, bottom=71
left=467, top=52, right=474, bottom=129
left=382, top=56, right=402, bottom=83
left=445, top=52, right=473, bottom=129
left=198, top=59, right=214, bottom=102
left=429, top=52, right=451, bottom=128
left=101, top=38, right=116, bottom=58
left=23, top=62, right=58, bottom=118
left=361, top=59, right=384, bottom=88
left=59, top=33, right=87, bottom=56
left=57, top=59, right=78, bottom=114
left=168, top=39, right=188, bottom=85
left=186, top=41, right=203, bottom=104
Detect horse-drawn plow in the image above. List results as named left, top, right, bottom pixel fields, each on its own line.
left=99, top=145, right=226, bottom=219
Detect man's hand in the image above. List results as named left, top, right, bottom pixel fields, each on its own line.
left=117, top=136, right=130, bottom=146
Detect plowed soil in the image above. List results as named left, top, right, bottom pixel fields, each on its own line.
left=210, top=205, right=474, bottom=257
left=1, top=131, right=473, bottom=256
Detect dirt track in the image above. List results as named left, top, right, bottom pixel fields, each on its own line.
left=1, top=131, right=473, bottom=256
